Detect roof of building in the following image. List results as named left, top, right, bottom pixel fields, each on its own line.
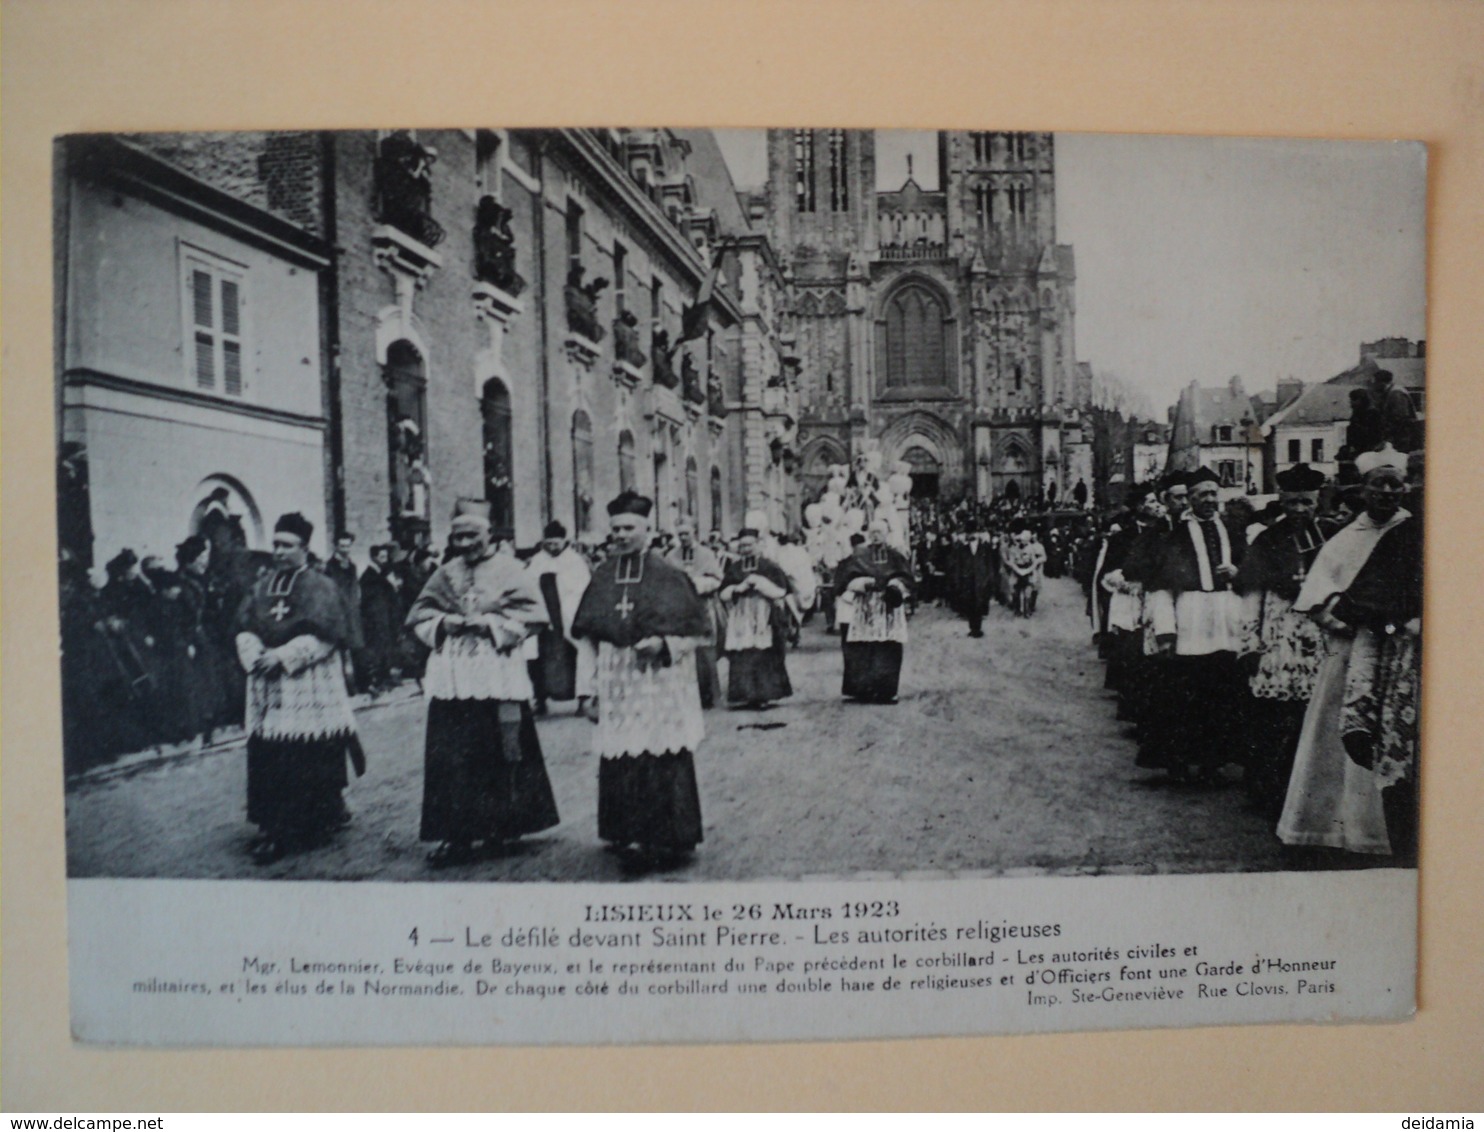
left=1198, top=384, right=1262, bottom=429
left=1262, top=354, right=1425, bottom=433
left=1168, top=378, right=1265, bottom=452
left=669, top=128, right=752, bottom=235
left=877, top=177, right=945, bottom=212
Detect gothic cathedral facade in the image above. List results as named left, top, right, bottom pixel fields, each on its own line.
left=762, top=129, right=1091, bottom=506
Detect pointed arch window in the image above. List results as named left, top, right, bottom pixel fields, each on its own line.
left=481, top=378, right=514, bottom=532
left=828, top=129, right=848, bottom=211
left=710, top=466, right=723, bottom=532
left=793, top=129, right=816, bottom=213
left=883, top=282, right=948, bottom=389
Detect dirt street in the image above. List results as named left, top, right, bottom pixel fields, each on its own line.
left=65, top=578, right=1290, bottom=882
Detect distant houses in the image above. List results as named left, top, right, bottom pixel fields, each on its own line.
left=1167, top=375, right=1270, bottom=494
left=1262, top=339, right=1425, bottom=483
left=1158, top=338, right=1424, bottom=496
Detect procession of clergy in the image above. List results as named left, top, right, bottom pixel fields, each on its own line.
left=234, top=489, right=912, bottom=867
left=1087, top=445, right=1421, bottom=867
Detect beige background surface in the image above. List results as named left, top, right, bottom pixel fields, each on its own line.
left=4, top=0, right=1482, bottom=1111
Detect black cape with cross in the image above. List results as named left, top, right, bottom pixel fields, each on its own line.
left=571, top=552, right=709, bottom=649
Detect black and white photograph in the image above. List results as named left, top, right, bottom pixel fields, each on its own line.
left=56, top=127, right=1425, bottom=885
left=49, top=125, right=1428, bottom=1048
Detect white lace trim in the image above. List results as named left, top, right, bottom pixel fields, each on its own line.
left=592, top=640, right=705, bottom=758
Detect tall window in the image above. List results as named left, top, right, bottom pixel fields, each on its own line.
left=884, top=283, right=947, bottom=389
left=1288, top=438, right=1301, bottom=463
left=566, top=200, right=584, bottom=273
left=650, top=277, right=663, bottom=335
left=612, top=242, right=627, bottom=314
left=685, top=457, right=700, bottom=520
left=572, top=410, right=594, bottom=534
left=653, top=450, right=669, bottom=524
left=793, top=129, right=816, bottom=213
left=618, top=430, right=637, bottom=493
left=475, top=130, right=501, bottom=197
left=828, top=129, right=848, bottom=211
left=183, top=250, right=246, bottom=397
left=1009, top=182, right=1029, bottom=220
left=481, top=379, right=513, bottom=531
left=384, top=341, right=429, bottom=537
left=710, top=466, right=723, bottom=532
left=975, top=182, right=991, bottom=228
left=1311, top=438, right=1325, bottom=463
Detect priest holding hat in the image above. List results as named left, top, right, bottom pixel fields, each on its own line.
left=571, top=491, right=711, bottom=865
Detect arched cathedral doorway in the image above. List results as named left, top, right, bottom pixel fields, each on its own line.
left=903, top=445, right=942, bottom=499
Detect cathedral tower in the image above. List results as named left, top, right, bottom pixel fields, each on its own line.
left=764, top=129, right=1086, bottom=505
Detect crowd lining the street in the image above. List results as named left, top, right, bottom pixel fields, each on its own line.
left=58, top=384, right=1423, bottom=873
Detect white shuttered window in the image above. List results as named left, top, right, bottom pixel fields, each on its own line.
left=182, top=247, right=247, bottom=397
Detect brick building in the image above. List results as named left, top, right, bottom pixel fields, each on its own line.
left=332, top=128, right=781, bottom=552
left=56, top=128, right=794, bottom=572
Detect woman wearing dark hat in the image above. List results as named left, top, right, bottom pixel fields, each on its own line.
left=234, top=513, right=366, bottom=864
left=97, top=547, right=164, bottom=753
left=160, top=536, right=229, bottom=744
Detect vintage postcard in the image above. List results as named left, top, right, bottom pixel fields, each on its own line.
left=55, top=126, right=1424, bottom=1045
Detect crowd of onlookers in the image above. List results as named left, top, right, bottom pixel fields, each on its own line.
left=56, top=520, right=800, bottom=774
left=58, top=532, right=443, bottom=774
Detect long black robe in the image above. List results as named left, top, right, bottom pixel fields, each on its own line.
left=834, top=542, right=914, bottom=702
left=407, top=551, right=559, bottom=846
left=1139, top=517, right=1247, bottom=777
left=572, top=552, right=709, bottom=851
left=236, top=566, right=365, bottom=848
left=720, top=554, right=794, bottom=707
left=359, top=564, right=405, bottom=688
